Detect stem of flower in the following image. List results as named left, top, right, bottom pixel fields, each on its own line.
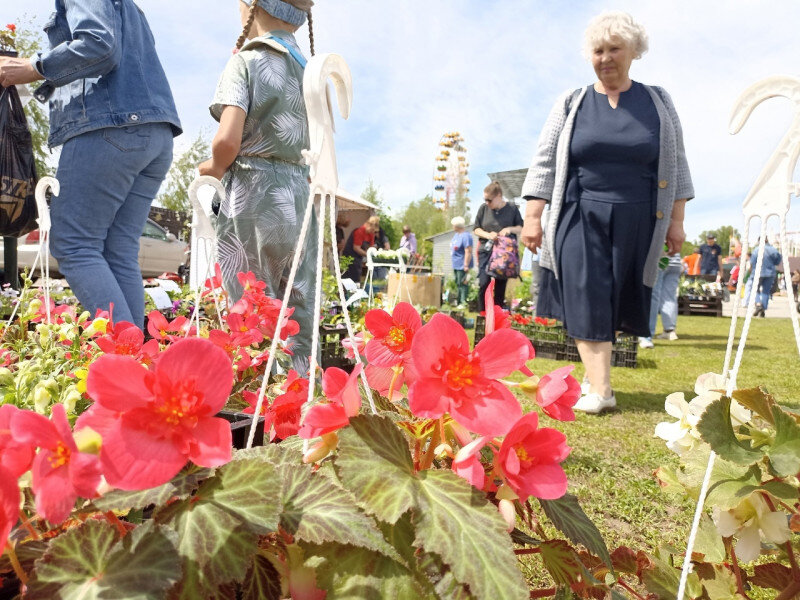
left=5, top=542, right=28, bottom=585
left=104, top=511, right=129, bottom=538
left=529, top=588, right=556, bottom=598
left=617, top=579, right=647, bottom=600
left=387, top=366, right=401, bottom=402
left=785, top=540, right=800, bottom=581
left=438, top=417, right=447, bottom=448
left=513, top=547, right=540, bottom=555
left=724, top=536, right=752, bottom=600
left=19, top=512, right=39, bottom=541
left=776, top=580, right=800, bottom=600
left=419, top=428, right=441, bottom=471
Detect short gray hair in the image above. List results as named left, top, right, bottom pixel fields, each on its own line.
left=583, top=11, right=648, bottom=60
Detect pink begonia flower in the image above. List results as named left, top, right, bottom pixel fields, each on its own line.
left=408, top=313, right=532, bottom=436
left=341, top=332, right=365, bottom=360
left=0, top=405, right=34, bottom=477
left=533, top=365, right=581, bottom=422
left=452, top=435, right=490, bottom=490
left=237, top=271, right=267, bottom=292
left=0, top=465, right=19, bottom=553
left=146, top=310, right=188, bottom=342
left=95, top=321, right=160, bottom=365
left=79, top=338, right=233, bottom=491
left=11, top=404, right=101, bottom=523
left=496, top=412, right=570, bottom=501
left=481, top=279, right=534, bottom=375
left=299, top=365, right=363, bottom=439
left=364, top=302, right=421, bottom=367
left=243, top=370, right=309, bottom=441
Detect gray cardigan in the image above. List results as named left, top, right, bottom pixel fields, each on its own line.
left=520, top=84, right=694, bottom=287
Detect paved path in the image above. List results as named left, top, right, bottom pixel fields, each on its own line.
left=723, top=294, right=798, bottom=318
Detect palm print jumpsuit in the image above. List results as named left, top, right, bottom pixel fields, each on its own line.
left=210, top=31, right=317, bottom=374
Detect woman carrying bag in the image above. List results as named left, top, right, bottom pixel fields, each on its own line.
left=473, top=181, right=523, bottom=312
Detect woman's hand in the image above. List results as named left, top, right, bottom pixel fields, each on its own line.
left=498, top=228, right=511, bottom=237
left=521, top=217, right=543, bottom=252
left=198, top=159, right=225, bottom=180
left=665, top=218, right=686, bottom=255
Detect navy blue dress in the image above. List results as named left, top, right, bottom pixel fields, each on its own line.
left=537, top=82, right=660, bottom=341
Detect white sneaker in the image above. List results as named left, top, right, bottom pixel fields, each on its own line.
left=573, top=392, right=617, bottom=414
left=580, top=377, right=590, bottom=395
left=639, top=337, right=654, bottom=349
left=656, top=331, right=678, bottom=341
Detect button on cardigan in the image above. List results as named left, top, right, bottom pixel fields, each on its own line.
left=521, top=84, right=694, bottom=287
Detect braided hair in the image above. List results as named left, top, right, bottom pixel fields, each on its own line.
left=235, top=1, right=258, bottom=50
left=307, top=9, right=315, bottom=56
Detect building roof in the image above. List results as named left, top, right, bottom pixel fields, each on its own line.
left=425, top=224, right=475, bottom=241
left=486, top=168, right=528, bottom=199
left=333, top=189, right=377, bottom=211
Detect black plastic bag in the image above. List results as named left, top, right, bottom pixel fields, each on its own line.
left=0, top=84, right=38, bottom=237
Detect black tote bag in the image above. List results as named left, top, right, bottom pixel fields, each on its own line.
left=0, top=83, right=38, bottom=237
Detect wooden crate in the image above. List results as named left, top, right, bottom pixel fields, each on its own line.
left=678, top=296, right=722, bottom=317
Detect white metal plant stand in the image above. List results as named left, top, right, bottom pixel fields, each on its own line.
left=677, top=75, right=800, bottom=599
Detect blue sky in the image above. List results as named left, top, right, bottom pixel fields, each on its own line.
left=14, top=0, right=800, bottom=242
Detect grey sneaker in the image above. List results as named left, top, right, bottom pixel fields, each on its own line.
left=573, top=392, right=617, bottom=414
left=656, top=330, right=678, bottom=341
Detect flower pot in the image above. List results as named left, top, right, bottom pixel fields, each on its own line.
left=218, top=410, right=265, bottom=450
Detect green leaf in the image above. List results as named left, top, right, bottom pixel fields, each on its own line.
left=92, top=468, right=211, bottom=512
left=693, top=514, right=725, bottom=563
left=701, top=565, right=743, bottom=600
left=27, top=520, right=180, bottom=600
left=641, top=555, right=681, bottom=599
left=414, top=470, right=528, bottom=600
left=277, top=463, right=399, bottom=560
left=417, top=552, right=476, bottom=600
left=306, top=543, right=429, bottom=600
left=539, top=494, right=613, bottom=571
left=510, top=528, right=542, bottom=546
left=241, top=553, right=282, bottom=600
left=696, top=397, right=762, bottom=465
left=705, top=464, right=762, bottom=511
left=335, top=414, right=417, bottom=524
left=157, top=459, right=281, bottom=599
left=233, top=442, right=303, bottom=466
left=732, top=387, right=776, bottom=426
left=767, top=405, right=800, bottom=477
left=539, top=540, right=582, bottom=586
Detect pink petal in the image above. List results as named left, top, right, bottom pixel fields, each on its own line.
left=364, top=309, right=395, bottom=338
left=186, top=417, right=232, bottom=468
left=298, top=403, right=349, bottom=439
left=365, top=338, right=402, bottom=367
left=449, top=383, right=522, bottom=437
left=10, top=410, right=60, bottom=448
left=475, top=329, right=534, bottom=379
left=503, top=445, right=521, bottom=476
left=411, top=314, right=469, bottom=376
left=518, top=463, right=568, bottom=501
left=86, top=354, right=154, bottom=412
left=453, top=453, right=485, bottom=489
left=322, top=367, right=349, bottom=402
left=68, top=452, right=102, bottom=499
left=392, top=302, right=422, bottom=331
left=49, top=404, right=76, bottom=451
left=100, top=418, right=188, bottom=490
left=154, top=339, right=233, bottom=413
left=0, top=466, right=19, bottom=551
left=341, top=365, right=363, bottom=417
left=407, top=378, right=451, bottom=419
left=32, top=460, right=76, bottom=523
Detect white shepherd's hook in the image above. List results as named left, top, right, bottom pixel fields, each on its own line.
left=677, top=75, right=800, bottom=600
left=245, top=53, right=376, bottom=450
left=187, top=175, right=226, bottom=335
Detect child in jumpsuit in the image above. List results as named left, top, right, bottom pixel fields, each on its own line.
left=200, top=0, right=316, bottom=374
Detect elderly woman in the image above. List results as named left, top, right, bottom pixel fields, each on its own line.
left=450, top=216, right=473, bottom=305
left=474, top=181, right=523, bottom=311
left=520, top=11, right=693, bottom=414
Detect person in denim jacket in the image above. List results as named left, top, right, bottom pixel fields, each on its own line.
left=0, top=0, right=181, bottom=327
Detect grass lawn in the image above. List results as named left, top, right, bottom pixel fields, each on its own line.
left=484, top=314, right=800, bottom=590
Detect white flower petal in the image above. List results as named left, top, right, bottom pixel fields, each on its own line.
left=759, top=512, right=792, bottom=545
left=695, top=372, right=726, bottom=396
left=735, top=523, right=761, bottom=563
left=664, top=392, right=688, bottom=420
left=715, top=509, right=740, bottom=538
left=655, top=420, right=684, bottom=443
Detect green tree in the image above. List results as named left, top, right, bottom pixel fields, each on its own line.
left=157, top=134, right=210, bottom=212
left=697, top=225, right=741, bottom=256
left=360, top=178, right=398, bottom=247
left=397, top=195, right=448, bottom=259
left=10, top=20, right=53, bottom=177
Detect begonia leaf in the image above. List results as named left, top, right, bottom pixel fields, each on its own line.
left=92, top=467, right=211, bottom=512
left=539, top=494, right=613, bottom=571
left=277, top=463, right=399, bottom=561
left=696, top=397, right=762, bottom=465
left=538, top=539, right=582, bottom=586
left=749, top=562, right=793, bottom=591
left=305, top=543, right=430, bottom=599
left=767, top=405, right=800, bottom=477
left=156, top=459, right=281, bottom=599
left=701, top=565, right=742, bottom=599
left=414, top=470, right=528, bottom=600
left=233, top=442, right=303, bottom=466
left=641, top=555, right=682, bottom=599
left=693, top=514, right=725, bottom=563
left=241, top=554, right=282, bottom=600
left=26, top=520, right=180, bottom=600
left=417, top=551, right=476, bottom=600
left=335, top=414, right=417, bottom=524
left=731, top=387, right=776, bottom=426
left=704, top=464, right=761, bottom=511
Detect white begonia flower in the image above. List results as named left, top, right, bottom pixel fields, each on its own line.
left=655, top=392, right=701, bottom=455
left=713, top=494, right=792, bottom=563
left=694, top=372, right=727, bottom=396
left=688, top=390, right=752, bottom=427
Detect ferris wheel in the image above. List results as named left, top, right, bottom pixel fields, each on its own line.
left=432, top=131, right=470, bottom=212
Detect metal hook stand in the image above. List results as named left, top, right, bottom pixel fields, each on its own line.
left=677, top=75, right=800, bottom=599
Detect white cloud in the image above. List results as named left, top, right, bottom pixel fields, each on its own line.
left=15, top=0, right=800, bottom=241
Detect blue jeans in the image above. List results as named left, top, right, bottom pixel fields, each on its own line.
left=649, top=264, right=681, bottom=336
left=50, top=123, right=173, bottom=327
left=756, top=275, right=775, bottom=309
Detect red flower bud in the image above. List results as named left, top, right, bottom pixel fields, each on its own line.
left=6, top=24, right=15, bottom=32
